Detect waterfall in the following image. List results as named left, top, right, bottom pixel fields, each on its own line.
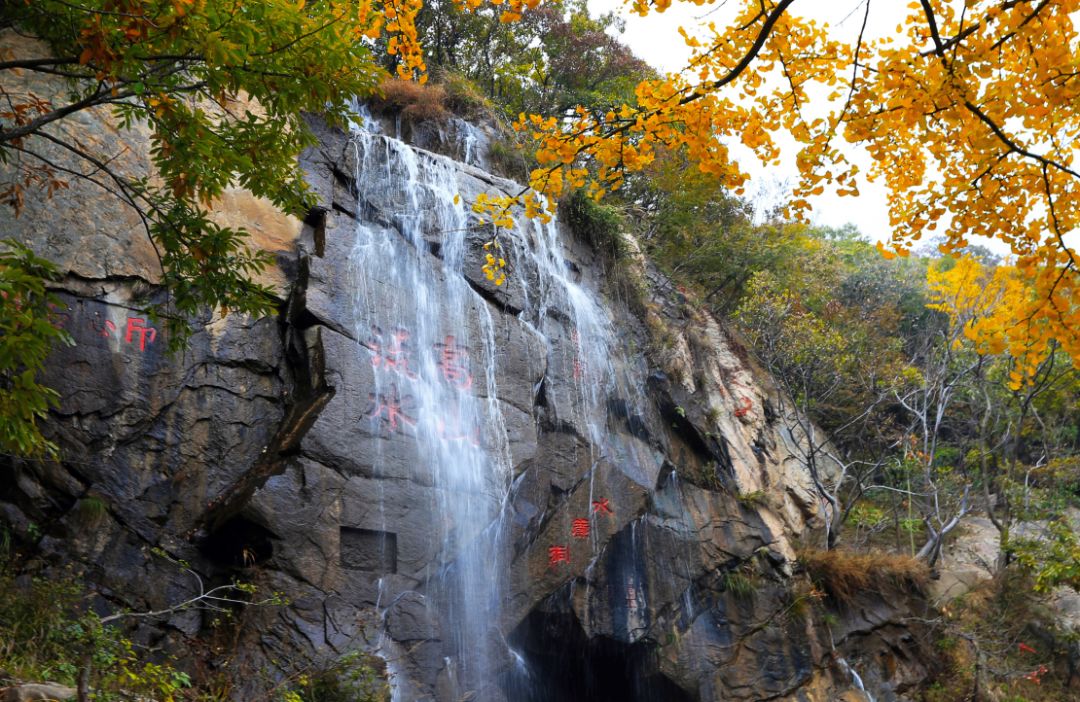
left=837, top=657, right=876, bottom=702
left=344, top=113, right=659, bottom=697
left=447, top=117, right=489, bottom=170
left=515, top=217, right=617, bottom=447
left=348, top=100, right=383, bottom=134
left=346, top=125, right=513, bottom=697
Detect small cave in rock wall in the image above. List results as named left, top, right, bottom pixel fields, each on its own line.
left=503, top=608, right=694, bottom=702
left=199, top=515, right=276, bottom=568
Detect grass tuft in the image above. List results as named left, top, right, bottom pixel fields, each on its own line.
left=799, top=548, right=929, bottom=607
left=720, top=569, right=757, bottom=600
left=73, top=495, right=108, bottom=525
left=372, top=78, right=449, bottom=121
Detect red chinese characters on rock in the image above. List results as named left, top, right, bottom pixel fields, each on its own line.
left=92, top=314, right=158, bottom=352
left=93, top=318, right=117, bottom=338
left=570, top=330, right=587, bottom=381
left=368, top=327, right=478, bottom=393
left=571, top=518, right=590, bottom=539
left=435, top=335, right=473, bottom=390
left=734, top=397, right=753, bottom=418
left=591, top=498, right=613, bottom=516
left=125, top=317, right=157, bottom=351
left=366, top=386, right=417, bottom=434
left=369, top=326, right=418, bottom=380
left=548, top=545, right=570, bottom=567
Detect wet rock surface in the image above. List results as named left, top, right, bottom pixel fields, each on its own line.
left=2, top=105, right=929, bottom=701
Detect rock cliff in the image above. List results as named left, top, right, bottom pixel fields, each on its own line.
left=1, top=74, right=928, bottom=700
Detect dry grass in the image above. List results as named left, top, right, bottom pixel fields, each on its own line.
left=799, top=548, right=929, bottom=607
left=372, top=78, right=449, bottom=121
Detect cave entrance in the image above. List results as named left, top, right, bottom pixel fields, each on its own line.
left=199, top=515, right=275, bottom=568
left=502, top=608, right=695, bottom=702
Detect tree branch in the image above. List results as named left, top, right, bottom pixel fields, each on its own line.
left=678, top=0, right=798, bottom=106
left=0, top=55, right=80, bottom=71
left=0, top=83, right=137, bottom=145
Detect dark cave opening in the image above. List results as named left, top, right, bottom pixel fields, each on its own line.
left=199, top=515, right=275, bottom=568
left=503, top=608, right=695, bottom=702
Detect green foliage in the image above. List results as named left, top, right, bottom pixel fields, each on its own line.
left=719, top=569, right=756, bottom=601
left=488, top=133, right=534, bottom=182
left=1011, top=517, right=1080, bottom=593
left=631, top=150, right=797, bottom=313
left=0, top=550, right=302, bottom=700
left=1006, top=457, right=1080, bottom=521
left=0, top=239, right=73, bottom=457
left=416, top=0, right=653, bottom=119
left=564, top=188, right=626, bottom=261
left=1, top=0, right=390, bottom=457
left=923, top=572, right=1074, bottom=701
left=0, top=562, right=191, bottom=700
left=436, top=70, right=497, bottom=120
left=291, top=651, right=390, bottom=702
left=2, top=0, right=387, bottom=346
left=73, top=495, right=108, bottom=526
left=847, top=503, right=888, bottom=530
left=736, top=490, right=766, bottom=507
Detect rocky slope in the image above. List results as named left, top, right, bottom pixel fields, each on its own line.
left=1, top=50, right=930, bottom=700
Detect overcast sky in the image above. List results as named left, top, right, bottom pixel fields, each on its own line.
left=586, top=0, right=919, bottom=243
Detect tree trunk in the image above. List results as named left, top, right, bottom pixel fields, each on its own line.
left=77, top=653, right=92, bottom=702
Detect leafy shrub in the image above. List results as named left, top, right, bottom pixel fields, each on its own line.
left=921, top=572, right=1075, bottom=702
left=0, top=239, right=74, bottom=457
left=488, top=136, right=533, bottom=182
left=720, top=569, right=756, bottom=601
left=0, top=562, right=191, bottom=700
left=564, top=189, right=627, bottom=262
left=73, top=495, right=108, bottom=526
left=292, top=650, right=390, bottom=702
left=736, top=490, right=766, bottom=507
left=436, top=70, right=494, bottom=120
left=1010, top=516, right=1080, bottom=592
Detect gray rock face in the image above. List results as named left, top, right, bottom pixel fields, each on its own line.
left=2, top=97, right=927, bottom=702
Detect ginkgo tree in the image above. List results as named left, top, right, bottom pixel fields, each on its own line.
left=517, top=0, right=1079, bottom=375
left=925, top=254, right=1080, bottom=572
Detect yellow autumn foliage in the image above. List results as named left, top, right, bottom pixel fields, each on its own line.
left=926, top=256, right=1048, bottom=389
left=505, top=0, right=1079, bottom=370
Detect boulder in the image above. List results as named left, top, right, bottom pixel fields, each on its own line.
left=1, top=684, right=77, bottom=702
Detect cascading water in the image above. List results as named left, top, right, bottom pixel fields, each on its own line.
left=837, top=657, right=876, bottom=702
left=345, top=124, right=514, bottom=698
left=509, top=217, right=656, bottom=474
left=344, top=112, right=663, bottom=699
left=447, top=117, right=489, bottom=170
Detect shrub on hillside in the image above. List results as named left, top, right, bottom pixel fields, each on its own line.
left=372, top=78, right=449, bottom=121
left=799, top=548, right=929, bottom=607
left=564, top=189, right=627, bottom=262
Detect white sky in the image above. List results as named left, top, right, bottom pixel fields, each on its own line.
left=585, top=0, right=919, bottom=243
